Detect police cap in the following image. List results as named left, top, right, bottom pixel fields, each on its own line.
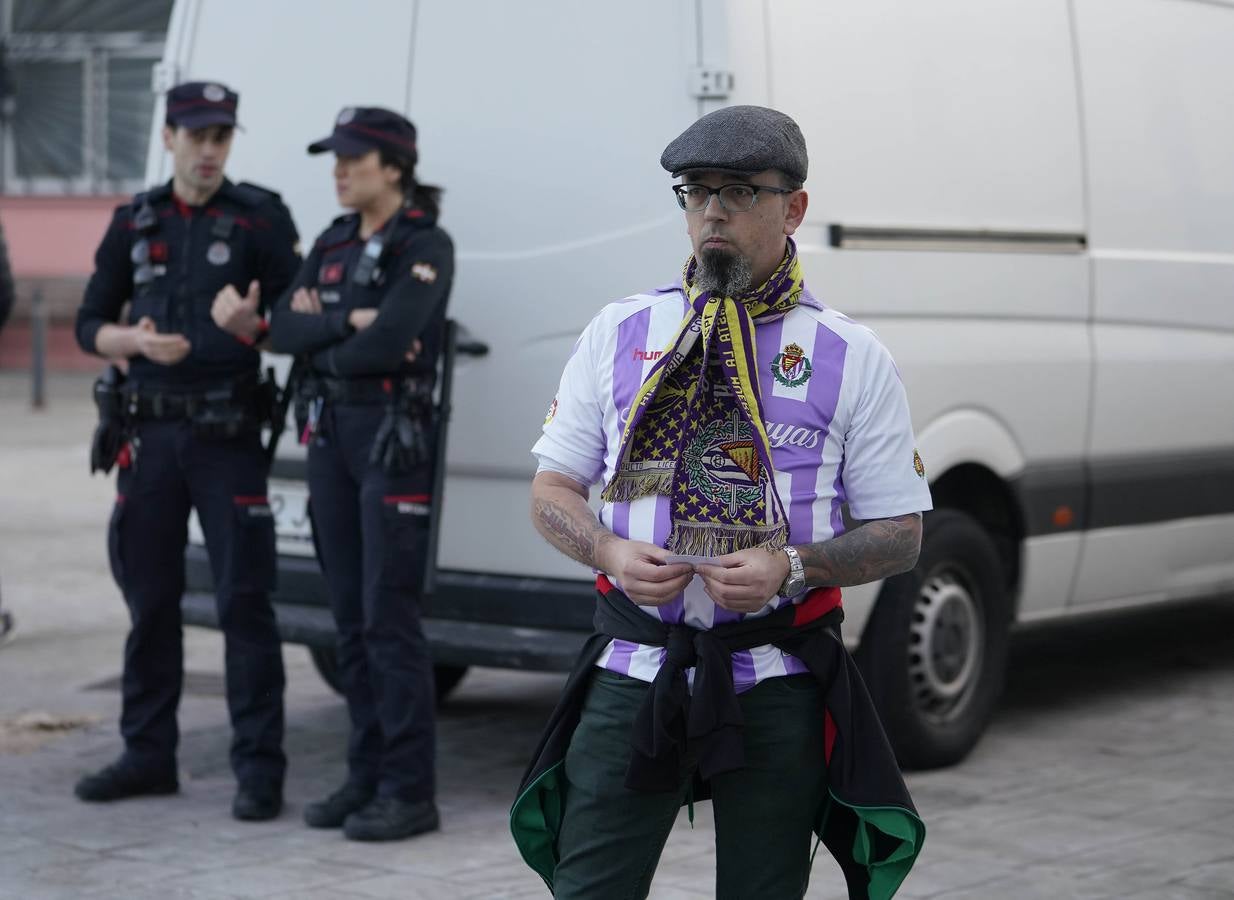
left=660, top=105, right=807, bottom=185
left=165, top=81, right=239, bottom=129
left=307, top=107, right=418, bottom=162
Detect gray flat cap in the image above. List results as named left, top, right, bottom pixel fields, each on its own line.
left=661, top=105, right=807, bottom=184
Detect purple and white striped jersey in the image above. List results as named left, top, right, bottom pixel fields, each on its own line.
left=532, top=282, right=933, bottom=691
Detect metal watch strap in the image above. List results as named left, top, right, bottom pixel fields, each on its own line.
left=779, top=545, right=806, bottom=598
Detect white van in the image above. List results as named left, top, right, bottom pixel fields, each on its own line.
left=168, top=0, right=1234, bottom=768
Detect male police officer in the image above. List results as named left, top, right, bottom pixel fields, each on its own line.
left=74, top=82, right=300, bottom=821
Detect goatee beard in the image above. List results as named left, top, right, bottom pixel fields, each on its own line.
left=695, top=248, right=753, bottom=297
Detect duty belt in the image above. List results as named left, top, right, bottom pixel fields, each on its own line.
left=122, top=379, right=265, bottom=421
left=302, top=373, right=433, bottom=405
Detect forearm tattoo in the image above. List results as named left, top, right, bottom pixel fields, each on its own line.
left=532, top=495, right=615, bottom=569
left=796, top=514, right=922, bottom=588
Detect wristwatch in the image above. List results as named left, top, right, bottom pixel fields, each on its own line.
left=778, top=545, right=806, bottom=598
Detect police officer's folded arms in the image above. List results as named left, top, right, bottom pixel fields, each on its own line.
left=268, top=106, right=453, bottom=842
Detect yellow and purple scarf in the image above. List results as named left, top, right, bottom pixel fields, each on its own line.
left=601, top=240, right=804, bottom=555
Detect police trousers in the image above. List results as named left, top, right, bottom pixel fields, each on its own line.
left=107, top=421, right=286, bottom=787
left=553, top=669, right=829, bottom=900
left=306, top=402, right=436, bottom=802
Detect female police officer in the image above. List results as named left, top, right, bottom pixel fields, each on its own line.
left=269, top=107, right=453, bottom=842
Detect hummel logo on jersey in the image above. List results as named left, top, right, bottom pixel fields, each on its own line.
left=632, top=348, right=663, bottom=361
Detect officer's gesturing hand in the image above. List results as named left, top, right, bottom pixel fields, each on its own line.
left=212, top=279, right=264, bottom=341
left=133, top=316, right=191, bottom=365
left=290, top=287, right=322, bottom=314
left=696, top=548, right=790, bottom=614
left=597, top=540, right=695, bottom=606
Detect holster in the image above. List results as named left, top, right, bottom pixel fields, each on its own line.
left=90, top=366, right=130, bottom=474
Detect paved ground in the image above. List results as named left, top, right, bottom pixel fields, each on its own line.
left=2, top=373, right=1233, bottom=899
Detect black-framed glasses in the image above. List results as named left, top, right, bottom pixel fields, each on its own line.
left=672, top=182, right=793, bottom=212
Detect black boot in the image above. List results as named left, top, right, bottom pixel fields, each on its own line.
left=343, top=796, right=439, bottom=842
left=303, top=781, right=375, bottom=829
left=232, top=781, right=283, bottom=821
left=75, top=757, right=178, bottom=803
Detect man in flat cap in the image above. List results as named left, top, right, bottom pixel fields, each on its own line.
left=512, top=105, right=931, bottom=898
left=74, top=81, right=300, bottom=821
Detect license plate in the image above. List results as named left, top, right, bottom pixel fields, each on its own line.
left=269, top=479, right=315, bottom=557
left=187, top=479, right=316, bottom=558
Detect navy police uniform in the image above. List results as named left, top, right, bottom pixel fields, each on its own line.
left=268, top=107, right=453, bottom=815
left=74, top=82, right=299, bottom=808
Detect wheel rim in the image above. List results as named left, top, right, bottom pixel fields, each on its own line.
left=907, top=564, right=984, bottom=724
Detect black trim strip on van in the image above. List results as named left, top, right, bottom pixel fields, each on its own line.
left=1010, top=463, right=1088, bottom=536
left=828, top=224, right=1087, bottom=254
left=1087, top=450, right=1234, bottom=530
left=271, top=458, right=307, bottom=480
left=1012, top=450, right=1234, bottom=537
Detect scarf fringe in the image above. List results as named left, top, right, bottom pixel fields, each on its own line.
left=600, top=472, right=675, bottom=504
left=667, top=521, right=788, bottom=557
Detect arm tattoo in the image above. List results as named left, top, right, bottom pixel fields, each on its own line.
left=795, top=514, right=922, bottom=588
left=532, top=495, right=616, bottom=569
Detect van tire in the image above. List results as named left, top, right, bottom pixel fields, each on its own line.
left=308, top=646, right=469, bottom=705
left=856, top=509, right=1010, bottom=770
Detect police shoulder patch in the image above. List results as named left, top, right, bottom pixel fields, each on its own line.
left=410, top=262, right=438, bottom=284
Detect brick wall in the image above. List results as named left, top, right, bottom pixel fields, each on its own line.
left=0, top=196, right=122, bottom=372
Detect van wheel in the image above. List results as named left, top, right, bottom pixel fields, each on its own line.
left=308, top=646, right=470, bottom=705
left=856, top=509, right=1010, bottom=770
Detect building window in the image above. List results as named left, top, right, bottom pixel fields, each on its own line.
left=0, top=0, right=173, bottom=195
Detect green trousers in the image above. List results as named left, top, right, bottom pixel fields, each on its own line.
left=553, top=668, right=829, bottom=900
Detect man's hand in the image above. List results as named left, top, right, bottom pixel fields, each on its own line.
left=530, top=471, right=692, bottom=605
left=133, top=316, right=191, bottom=365
left=348, top=308, right=378, bottom=331
left=211, top=280, right=263, bottom=340
left=598, top=539, right=694, bottom=607
left=696, top=547, right=790, bottom=614
left=290, top=287, right=322, bottom=314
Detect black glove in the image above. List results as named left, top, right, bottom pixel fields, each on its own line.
left=370, top=405, right=430, bottom=475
